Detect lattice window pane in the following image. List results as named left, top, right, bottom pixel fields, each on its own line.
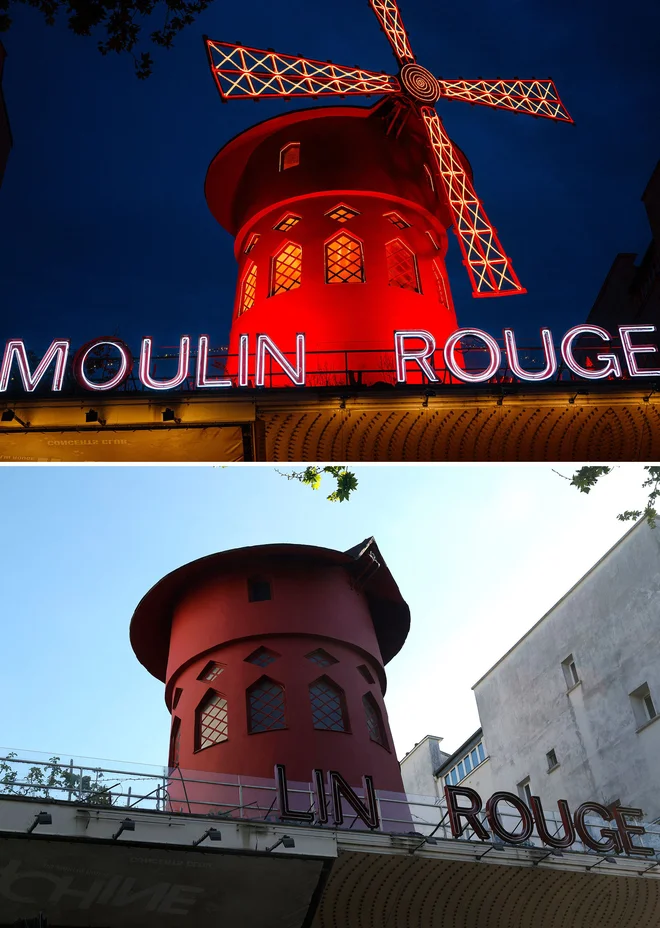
left=273, top=214, right=301, bottom=232
left=433, top=260, right=448, bottom=307
left=199, top=693, right=228, bottom=749
left=310, top=678, right=347, bottom=731
left=386, top=239, right=420, bottom=292
left=248, top=679, right=287, bottom=733
left=245, top=646, right=279, bottom=667
left=363, top=694, right=386, bottom=748
left=305, top=648, right=338, bottom=667
left=244, top=233, right=260, bottom=254
left=325, top=233, right=364, bottom=284
left=280, top=143, right=300, bottom=171
left=198, top=661, right=225, bottom=683
left=240, top=262, right=257, bottom=315
left=271, top=243, right=302, bottom=295
left=384, top=211, right=410, bottom=229
left=326, top=204, right=359, bottom=223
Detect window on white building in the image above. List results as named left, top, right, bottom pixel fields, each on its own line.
left=561, top=654, right=580, bottom=689
left=443, top=740, right=486, bottom=786
left=517, top=777, right=532, bottom=805
left=630, top=683, right=658, bottom=728
left=546, top=749, right=559, bottom=771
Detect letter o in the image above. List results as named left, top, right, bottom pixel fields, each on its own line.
left=73, top=338, right=132, bottom=391
left=485, top=791, right=534, bottom=844
left=444, top=328, right=501, bottom=383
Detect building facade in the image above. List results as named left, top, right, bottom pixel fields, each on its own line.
left=401, top=519, right=660, bottom=824
left=587, top=161, right=660, bottom=333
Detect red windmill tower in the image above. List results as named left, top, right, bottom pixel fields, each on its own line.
left=204, top=0, right=572, bottom=385
left=130, top=539, right=411, bottom=816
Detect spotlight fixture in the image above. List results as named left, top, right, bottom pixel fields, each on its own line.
left=1, top=409, right=30, bottom=427
left=162, top=408, right=181, bottom=423
left=265, top=835, right=295, bottom=852
left=111, top=817, right=136, bottom=841
left=27, top=811, right=52, bottom=834
left=477, top=841, right=506, bottom=860
left=408, top=834, right=440, bottom=854
left=533, top=849, right=564, bottom=866
left=85, top=409, right=106, bottom=426
left=192, top=827, right=222, bottom=847
left=586, top=855, right=618, bottom=871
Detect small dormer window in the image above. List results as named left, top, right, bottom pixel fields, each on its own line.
left=247, top=578, right=271, bottom=602
left=280, top=142, right=300, bottom=171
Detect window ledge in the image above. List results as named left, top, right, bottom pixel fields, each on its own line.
left=636, top=714, right=660, bottom=734
left=566, top=680, right=582, bottom=695
left=547, top=763, right=560, bottom=774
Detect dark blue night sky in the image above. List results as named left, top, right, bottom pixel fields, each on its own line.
left=1, top=0, right=659, bottom=353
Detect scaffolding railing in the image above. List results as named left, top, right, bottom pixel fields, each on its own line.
left=1, top=749, right=659, bottom=856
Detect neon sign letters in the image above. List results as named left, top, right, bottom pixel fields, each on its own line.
left=2, top=326, right=659, bottom=394
left=275, top=764, right=655, bottom=857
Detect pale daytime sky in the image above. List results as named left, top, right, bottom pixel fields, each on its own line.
left=0, top=464, right=652, bottom=781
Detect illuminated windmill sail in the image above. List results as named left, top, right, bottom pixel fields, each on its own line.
left=205, top=0, right=572, bottom=299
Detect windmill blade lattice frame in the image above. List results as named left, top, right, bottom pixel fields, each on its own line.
left=205, top=0, right=572, bottom=297
left=438, top=78, right=573, bottom=123
left=420, top=106, right=526, bottom=297
left=206, top=42, right=401, bottom=100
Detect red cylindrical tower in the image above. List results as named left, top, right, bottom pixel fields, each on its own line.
left=205, top=99, right=467, bottom=385
left=130, top=538, right=410, bottom=810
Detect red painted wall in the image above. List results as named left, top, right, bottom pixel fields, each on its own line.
left=205, top=103, right=463, bottom=384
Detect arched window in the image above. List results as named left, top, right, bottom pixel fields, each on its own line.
left=280, top=142, right=300, bottom=171
left=386, top=239, right=420, bottom=292
left=362, top=693, right=387, bottom=749
left=239, top=262, right=257, bottom=315
left=196, top=690, right=228, bottom=750
left=247, top=676, right=287, bottom=733
left=309, top=676, right=348, bottom=731
left=169, top=717, right=181, bottom=766
left=432, top=259, right=448, bottom=307
left=271, top=242, right=302, bottom=295
left=325, top=232, right=365, bottom=284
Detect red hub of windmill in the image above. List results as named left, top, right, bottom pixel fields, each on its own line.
left=130, top=539, right=410, bottom=813
left=204, top=0, right=572, bottom=385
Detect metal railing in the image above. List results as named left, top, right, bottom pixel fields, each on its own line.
left=2, top=749, right=659, bottom=855
left=2, top=340, right=649, bottom=397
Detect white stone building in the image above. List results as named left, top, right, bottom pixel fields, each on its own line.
left=402, top=518, right=660, bottom=823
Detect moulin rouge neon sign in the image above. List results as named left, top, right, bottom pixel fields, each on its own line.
left=275, top=764, right=655, bottom=857
left=2, top=325, right=660, bottom=394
